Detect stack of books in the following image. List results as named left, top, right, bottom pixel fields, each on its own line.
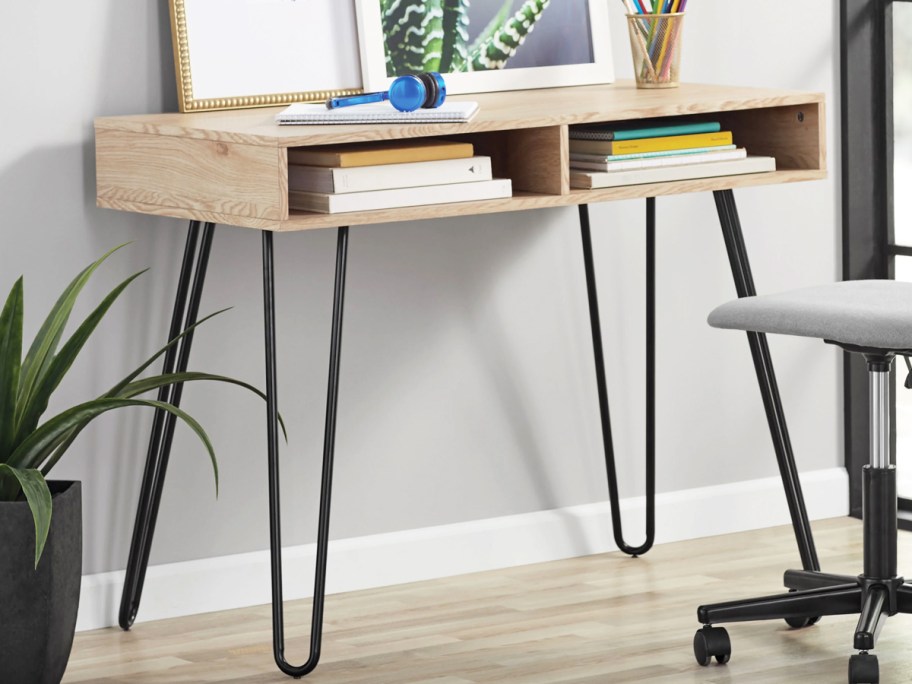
left=568, top=121, right=776, bottom=189
left=288, top=138, right=512, bottom=213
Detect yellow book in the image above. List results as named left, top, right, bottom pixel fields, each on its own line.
left=568, top=131, right=734, bottom=156
left=288, top=139, right=474, bottom=168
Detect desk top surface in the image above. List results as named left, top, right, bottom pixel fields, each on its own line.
left=95, top=81, right=824, bottom=147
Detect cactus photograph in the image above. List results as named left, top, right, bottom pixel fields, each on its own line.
left=380, top=0, right=595, bottom=77
left=357, top=0, right=612, bottom=94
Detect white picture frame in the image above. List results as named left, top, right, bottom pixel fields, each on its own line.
left=170, top=0, right=364, bottom=112
left=355, top=0, right=614, bottom=95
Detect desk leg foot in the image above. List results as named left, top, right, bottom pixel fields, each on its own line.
left=713, top=189, right=820, bottom=572
left=119, top=220, right=216, bottom=630
left=263, top=227, right=348, bottom=678
left=578, top=201, right=656, bottom=557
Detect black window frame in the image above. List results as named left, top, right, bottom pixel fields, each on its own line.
left=841, top=0, right=911, bottom=520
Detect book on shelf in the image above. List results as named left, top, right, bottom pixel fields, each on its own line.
left=276, top=101, right=479, bottom=125
left=290, top=178, right=513, bottom=214
left=288, top=139, right=474, bottom=168
left=569, top=121, right=721, bottom=142
left=570, top=147, right=747, bottom=173
left=569, top=131, right=734, bottom=156
left=570, top=156, right=777, bottom=190
left=569, top=144, right=737, bottom=163
left=290, top=156, right=493, bottom=194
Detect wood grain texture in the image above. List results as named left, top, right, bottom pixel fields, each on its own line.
left=96, top=128, right=286, bottom=221
left=63, top=518, right=912, bottom=683
left=503, top=126, right=569, bottom=195
left=454, top=127, right=567, bottom=195
left=98, top=170, right=824, bottom=232
left=714, top=102, right=825, bottom=171
left=94, top=81, right=825, bottom=147
left=94, top=81, right=827, bottom=232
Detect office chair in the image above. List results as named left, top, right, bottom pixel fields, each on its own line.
left=692, top=280, right=912, bottom=684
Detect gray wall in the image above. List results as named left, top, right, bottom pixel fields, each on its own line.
left=0, top=0, right=840, bottom=576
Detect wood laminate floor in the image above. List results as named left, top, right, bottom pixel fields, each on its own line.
left=64, top=518, right=912, bottom=683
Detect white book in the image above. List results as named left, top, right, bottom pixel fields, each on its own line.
left=570, top=148, right=747, bottom=173
left=570, top=156, right=777, bottom=190
left=289, top=156, right=493, bottom=194
left=290, top=178, right=512, bottom=214
left=276, top=101, right=479, bottom=125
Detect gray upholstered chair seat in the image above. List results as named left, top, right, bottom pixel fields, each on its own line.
left=708, top=280, right=912, bottom=351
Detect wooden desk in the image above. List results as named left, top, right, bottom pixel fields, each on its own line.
left=96, top=81, right=825, bottom=231
left=95, top=81, right=827, bottom=678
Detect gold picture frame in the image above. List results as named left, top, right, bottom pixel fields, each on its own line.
left=170, top=0, right=363, bottom=113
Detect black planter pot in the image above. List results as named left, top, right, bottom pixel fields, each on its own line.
left=0, top=481, right=82, bottom=684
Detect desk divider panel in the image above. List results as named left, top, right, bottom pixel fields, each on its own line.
left=452, top=126, right=569, bottom=196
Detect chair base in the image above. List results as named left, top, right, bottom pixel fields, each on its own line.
left=694, top=465, right=905, bottom=684
left=695, top=570, right=912, bottom=682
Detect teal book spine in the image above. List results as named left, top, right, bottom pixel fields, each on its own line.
left=570, top=121, right=722, bottom=142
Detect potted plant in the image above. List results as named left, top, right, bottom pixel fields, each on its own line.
left=0, top=245, right=271, bottom=683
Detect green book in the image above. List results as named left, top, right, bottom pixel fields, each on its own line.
left=569, top=121, right=722, bottom=142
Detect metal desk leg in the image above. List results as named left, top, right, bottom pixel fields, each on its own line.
left=119, top=221, right=216, bottom=630
left=713, top=189, right=819, bottom=572
left=578, top=200, right=656, bottom=557
left=263, top=227, right=348, bottom=677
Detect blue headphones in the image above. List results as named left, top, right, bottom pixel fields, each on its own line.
left=326, top=72, right=446, bottom=112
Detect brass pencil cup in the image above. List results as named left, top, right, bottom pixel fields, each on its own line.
left=625, top=13, right=685, bottom=89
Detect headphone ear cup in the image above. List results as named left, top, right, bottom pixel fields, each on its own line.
left=416, top=73, right=439, bottom=109
left=428, top=72, right=446, bottom=108
left=387, top=74, right=427, bottom=111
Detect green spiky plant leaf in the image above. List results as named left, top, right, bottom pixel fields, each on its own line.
left=463, top=0, right=513, bottom=70
left=440, top=0, right=471, bottom=73
left=468, top=0, right=551, bottom=71
left=381, top=0, right=550, bottom=75
left=0, top=247, right=279, bottom=567
left=383, top=0, right=439, bottom=75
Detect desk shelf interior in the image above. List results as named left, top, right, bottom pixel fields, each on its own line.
left=281, top=102, right=825, bottom=231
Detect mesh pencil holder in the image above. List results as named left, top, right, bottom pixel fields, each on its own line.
left=626, top=13, right=685, bottom=88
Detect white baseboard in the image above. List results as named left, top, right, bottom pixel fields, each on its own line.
left=76, top=467, right=848, bottom=632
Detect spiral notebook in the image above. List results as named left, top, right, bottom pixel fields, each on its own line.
left=276, top=101, right=479, bottom=125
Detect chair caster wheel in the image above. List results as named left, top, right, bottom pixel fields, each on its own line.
left=693, top=625, right=731, bottom=666
left=785, top=615, right=821, bottom=628
left=848, top=653, right=879, bottom=683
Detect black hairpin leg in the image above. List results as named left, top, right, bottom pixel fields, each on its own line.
left=579, top=199, right=656, bottom=557
left=263, top=227, right=348, bottom=677
left=713, top=189, right=819, bottom=572
left=119, top=221, right=216, bottom=630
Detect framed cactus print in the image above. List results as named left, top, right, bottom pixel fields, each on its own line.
left=355, top=0, right=614, bottom=95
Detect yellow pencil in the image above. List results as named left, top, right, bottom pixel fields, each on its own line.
left=660, top=1, right=685, bottom=79
left=654, top=22, right=671, bottom=73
